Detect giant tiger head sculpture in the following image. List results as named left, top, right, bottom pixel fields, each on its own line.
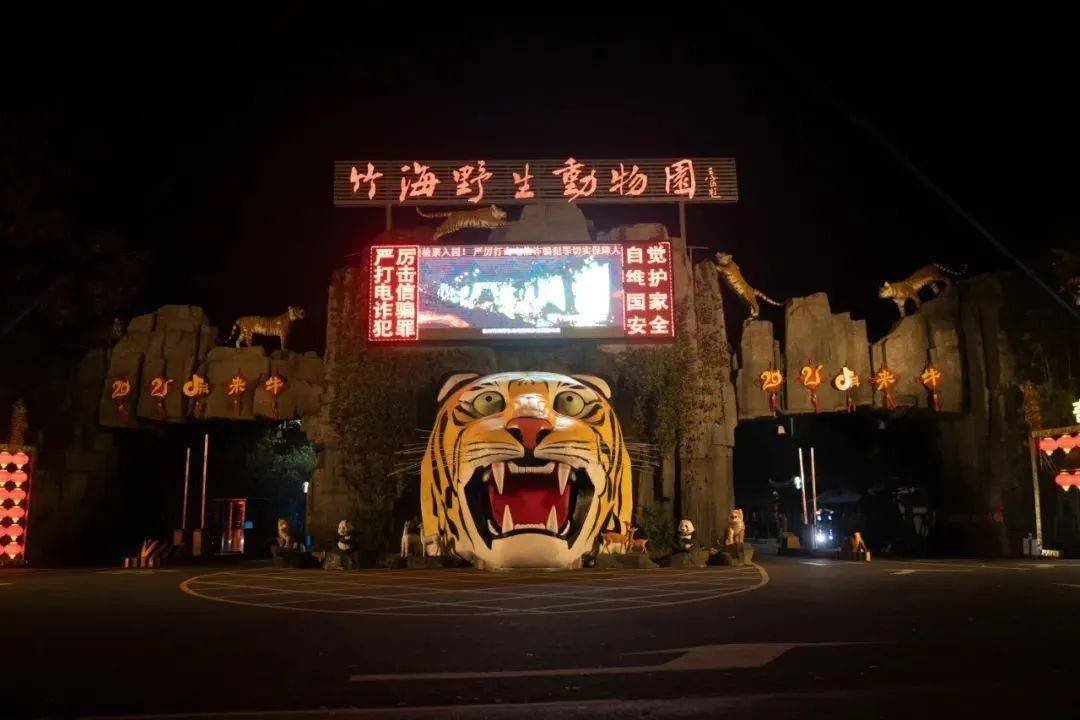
left=420, top=372, right=632, bottom=570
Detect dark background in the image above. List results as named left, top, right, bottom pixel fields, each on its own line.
left=6, top=7, right=1076, bottom=349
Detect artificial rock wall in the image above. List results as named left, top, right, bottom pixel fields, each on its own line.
left=736, top=283, right=979, bottom=418
left=98, top=306, right=324, bottom=427
left=733, top=274, right=1023, bottom=554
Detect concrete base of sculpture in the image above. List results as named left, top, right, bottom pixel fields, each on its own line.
left=710, top=543, right=755, bottom=567
left=271, top=548, right=317, bottom=568
left=662, top=548, right=710, bottom=568
left=593, top=552, right=659, bottom=570
left=380, top=553, right=464, bottom=569
left=322, top=550, right=362, bottom=570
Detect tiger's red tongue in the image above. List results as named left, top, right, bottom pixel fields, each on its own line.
left=488, top=472, right=569, bottom=528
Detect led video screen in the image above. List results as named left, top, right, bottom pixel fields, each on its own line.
left=368, top=242, right=675, bottom=342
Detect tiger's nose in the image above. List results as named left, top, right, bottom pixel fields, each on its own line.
left=506, top=417, right=553, bottom=450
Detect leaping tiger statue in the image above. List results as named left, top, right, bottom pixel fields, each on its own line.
left=420, top=371, right=633, bottom=570
left=416, top=205, right=511, bottom=242
left=714, top=252, right=784, bottom=322
left=226, top=306, right=305, bottom=351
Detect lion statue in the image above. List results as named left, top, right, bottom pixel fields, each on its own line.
left=400, top=520, right=423, bottom=558
left=277, top=518, right=300, bottom=551
left=419, top=372, right=633, bottom=570
left=724, top=508, right=746, bottom=546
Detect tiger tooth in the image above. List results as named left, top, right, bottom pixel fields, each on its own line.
left=502, top=505, right=514, bottom=532
left=558, top=464, right=570, bottom=495
left=492, top=462, right=505, bottom=494
left=546, top=505, right=559, bottom=532
left=488, top=519, right=500, bottom=536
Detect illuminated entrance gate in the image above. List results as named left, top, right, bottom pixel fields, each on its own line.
left=331, top=157, right=741, bottom=568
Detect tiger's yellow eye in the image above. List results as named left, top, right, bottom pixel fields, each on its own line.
left=471, top=392, right=505, bottom=416
left=553, top=391, right=586, bottom=417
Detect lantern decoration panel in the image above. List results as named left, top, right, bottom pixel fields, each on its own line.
left=0, top=445, right=32, bottom=566
left=918, top=363, right=944, bottom=412
left=227, top=370, right=249, bottom=416
left=758, top=364, right=784, bottom=416
left=149, top=376, right=174, bottom=418
left=799, top=363, right=824, bottom=414
left=833, top=366, right=860, bottom=413
left=111, top=378, right=132, bottom=422
left=871, top=367, right=899, bottom=410
left=182, top=373, right=210, bottom=416
left=264, top=372, right=287, bottom=417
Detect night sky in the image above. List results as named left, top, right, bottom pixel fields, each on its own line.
left=8, top=7, right=1078, bottom=350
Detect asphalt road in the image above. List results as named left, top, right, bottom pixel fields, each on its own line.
left=6, top=553, right=1079, bottom=719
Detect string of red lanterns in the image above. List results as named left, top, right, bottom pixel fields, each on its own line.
left=0, top=448, right=31, bottom=564
left=1054, top=471, right=1080, bottom=492
left=1038, top=433, right=1080, bottom=455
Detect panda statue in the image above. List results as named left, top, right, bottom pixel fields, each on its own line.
left=323, top=519, right=359, bottom=570
left=676, top=519, right=695, bottom=552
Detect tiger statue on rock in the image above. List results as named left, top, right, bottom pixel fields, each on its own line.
left=878, top=264, right=966, bottom=317
left=227, top=306, right=305, bottom=351
left=416, top=205, right=511, bottom=242
left=420, top=371, right=633, bottom=570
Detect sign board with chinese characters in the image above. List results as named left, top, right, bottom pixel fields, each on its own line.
left=335, top=158, right=737, bottom=206
left=368, top=241, right=675, bottom=342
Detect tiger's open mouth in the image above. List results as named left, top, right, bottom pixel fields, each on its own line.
left=465, top=459, right=595, bottom=550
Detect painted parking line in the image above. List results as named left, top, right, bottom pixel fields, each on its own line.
left=350, top=641, right=868, bottom=682
left=99, top=569, right=179, bottom=575
left=889, top=568, right=972, bottom=575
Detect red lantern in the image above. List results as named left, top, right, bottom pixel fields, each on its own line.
left=1054, top=471, right=1080, bottom=491
left=1039, top=437, right=1059, bottom=456
left=11, top=470, right=27, bottom=487
left=0, top=488, right=9, bottom=503
left=0, top=471, right=10, bottom=485
left=0, top=452, right=11, bottom=467
left=1056, top=434, right=1080, bottom=451
left=9, top=488, right=25, bottom=503
left=7, top=524, right=22, bottom=539
left=3, top=543, right=22, bottom=559
left=6, top=506, right=24, bottom=520
left=12, top=452, right=29, bottom=468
